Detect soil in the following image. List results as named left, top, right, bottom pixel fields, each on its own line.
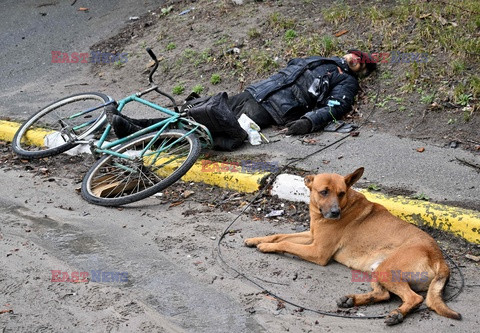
left=89, top=0, right=480, bottom=152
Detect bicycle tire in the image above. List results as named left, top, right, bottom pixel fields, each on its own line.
left=81, top=129, right=201, bottom=206
left=12, top=92, right=112, bottom=159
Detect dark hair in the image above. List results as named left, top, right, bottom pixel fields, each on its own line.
left=347, top=49, right=377, bottom=77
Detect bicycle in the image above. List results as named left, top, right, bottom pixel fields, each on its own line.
left=12, top=48, right=213, bottom=207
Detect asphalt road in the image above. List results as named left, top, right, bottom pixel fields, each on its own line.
left=1, top=165, right=478, bottom=332
left=0, top=0, right=163, bottom=118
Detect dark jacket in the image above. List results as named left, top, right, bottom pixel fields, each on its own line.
left=246, top=56, right=359, bottom=131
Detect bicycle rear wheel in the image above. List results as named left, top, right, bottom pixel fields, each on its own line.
left=81, top=129, right=201, bottom=206
left=12, top=92, right=112, bottom=159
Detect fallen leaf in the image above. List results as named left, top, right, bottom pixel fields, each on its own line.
left=350, top=131, right=360, bottom=137
left=436, top=14, right=447, bottom=25
left=0, top=309, right=13, bottom=314
left=334, top=29, right=348, bottom=37
left=182, top=190, right=194, bottom=198
left=417, top=147, right=425, bottom=152
left=146, top=60, right=156, bottom=68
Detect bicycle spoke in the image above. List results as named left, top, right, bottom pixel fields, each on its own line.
left=83, top=130, right=200, bottom=206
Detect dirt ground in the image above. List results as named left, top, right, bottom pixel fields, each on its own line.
left=89, top=0, right=479, bottom=152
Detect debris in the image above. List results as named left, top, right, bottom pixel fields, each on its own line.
left=169, top=201, right=184, bottom=208
left=265, top=210, right=284, bottom=218
left=179, top=8, right=195, bottom=16
left=350, top=131, right=360, bottom=137
left=416, top=147, right=425, bottom=153
left=78, top=7, right=89, bottom=12
left=435, top=14, right=448, bottom=26
left=465, top=254, right=480, bottom=262
left=182, top=190, right=194, bottom=198
left=302, top=138, right=317, bottom=145
left=129, top=16, right=140, bottom=21
left=225, top=47, right=241, bottom=55
left=146, top=60, right=156, bottom=68
left=419, top=13, right=432, bottom=19
left=210, top=236, right=216, bottom=240
left=0, top=309, right=13, bottom=314
left=334, top=29, right=348, bottom=37
left=449, top=141, right=458, bottom=148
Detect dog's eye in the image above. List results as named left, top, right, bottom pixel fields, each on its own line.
left=338, top=191, right=346, bottom=198
left=319, top=189, right=328, bottom=196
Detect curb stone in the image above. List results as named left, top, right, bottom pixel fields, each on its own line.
left=2, top=120, right=479, bottom=244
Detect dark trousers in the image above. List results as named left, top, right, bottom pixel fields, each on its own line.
left=227, top=91, right=275, bottom=129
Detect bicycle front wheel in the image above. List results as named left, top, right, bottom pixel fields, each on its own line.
left=81, top=129, right=201, bottom=206
left=12, top=92, right=112, bottom=159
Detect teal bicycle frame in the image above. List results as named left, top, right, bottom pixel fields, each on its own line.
left=86, top=92, right=212, bottom=162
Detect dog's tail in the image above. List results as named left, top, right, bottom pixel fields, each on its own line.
left=425, top=262, right=461, bottom=320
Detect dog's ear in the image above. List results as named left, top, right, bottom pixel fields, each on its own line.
left=304, top=175, right=315, bottom=190
left=344, top=167, right=364, bottom=188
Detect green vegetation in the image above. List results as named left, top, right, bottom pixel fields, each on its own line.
left=367, top=184, right=381, bottom=191
left=192, top=84, right=204, bottom=95
left=152, top=0, right=477, bottom=118
left=284, top=29, right=297, bottom=42
left=172, top=84, right=185, bottom=95
left=210, top=74, right=221, bottom=85
left=161, top=6, right=173, bottom=16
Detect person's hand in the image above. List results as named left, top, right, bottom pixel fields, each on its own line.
left=285, top=119, right=312, bottom=135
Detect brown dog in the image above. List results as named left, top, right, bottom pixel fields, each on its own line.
left=245, top=167, right=461, bottom=325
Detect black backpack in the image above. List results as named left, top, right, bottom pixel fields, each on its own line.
left=182, top=92, right=248, bottom=151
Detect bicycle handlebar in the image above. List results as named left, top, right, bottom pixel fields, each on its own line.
left=146, top=48, right=159, bottom=84
left=145, top=48, right=179, bottom=111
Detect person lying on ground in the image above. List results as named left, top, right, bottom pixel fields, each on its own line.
left=109, top=49, right=376, bottom=139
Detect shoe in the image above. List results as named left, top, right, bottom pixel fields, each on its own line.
left=111, top=115, right=143, bottom=138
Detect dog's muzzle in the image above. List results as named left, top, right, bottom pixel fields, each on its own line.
left=322, top=207, right=341, bottom=220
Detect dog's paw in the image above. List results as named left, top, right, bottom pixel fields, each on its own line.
left=256, top=243, right=277, bottom=253
left=384, top=310, right=404, bottom=326
left=336, top=296, right=354, bottom=308
left=244, top=238, right=260, bottom=247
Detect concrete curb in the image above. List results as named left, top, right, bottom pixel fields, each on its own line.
left=2, top=120, right=479, bottom=243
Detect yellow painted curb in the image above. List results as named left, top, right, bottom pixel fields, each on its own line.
left=1, top=120, right=269, bottom=193
left=360, top=190, right=480, bottom=244
left=2, top=120, right=479, bottom=243
left=0, top=120, right=52, bottom=147
left=180, top=160, right=270, bottom=193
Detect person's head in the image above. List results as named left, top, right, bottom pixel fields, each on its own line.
left=344, top=50, right=377, bottom=77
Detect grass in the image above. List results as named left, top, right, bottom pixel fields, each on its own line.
left=172, top=84, right=185, bottom=95
left=210, top=74, right=221, bottom=85
left=321, top=1, right=352, bottom=25
left=151, top=0, right=478, bottom=117
left=192, top=84, right=204, bottom=95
